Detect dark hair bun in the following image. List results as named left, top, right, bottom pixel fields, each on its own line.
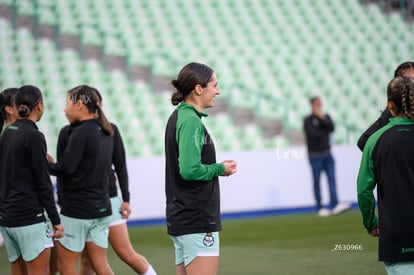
left=18, top=105, right=31, bottom=117
left=171, top=91, right=184, bottom=106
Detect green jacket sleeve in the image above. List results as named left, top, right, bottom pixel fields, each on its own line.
left=176, top=116, right=225, bottom=181
left=357, top=137, right=379, bottom=231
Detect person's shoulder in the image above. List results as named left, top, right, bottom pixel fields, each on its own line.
left=58, top=124, right=71, bottom=136
left=6, top=120, right=21, bottom=131
left=110, top=122, right=120, bottom=132
left=1, top=121, right=23, bottom=139
left=178, top=105, right=202, bottom=121
left=81, top=119, right=99, bottom=129
left=303, top=114, right=313, bottom=122
left=179, top=112, right=202, bottom=126
left=59, top=124, right=71, bottom=132
left=176, top=111, right=203, bottom=134
left=365, top=123, right=393, bottom=151
left=28, top=124, right=46, bottom=141
left=21, top=120, right=41, bottom=133
left=69, top=120, right=97, bottom=138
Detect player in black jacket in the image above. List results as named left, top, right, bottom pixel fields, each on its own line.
left=47, top=85, right=115, bottom=275
left=165, top=63, right=237, bottom=275
left=0, top=87, right=26, bottom=273
left=0, top=85, right=63, bottom=274
left=357, top=76, right=414, bottom=273
left=56, top=91, right=156, bottom=275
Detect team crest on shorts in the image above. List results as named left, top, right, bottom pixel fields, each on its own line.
left=203, top=233, right=214, bottom=247
left=46, top=225, right=52, bottom=238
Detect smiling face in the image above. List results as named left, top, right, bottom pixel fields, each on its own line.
left=199, top=72, right=220, bottom=109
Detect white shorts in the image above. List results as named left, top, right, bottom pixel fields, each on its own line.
left=171, top=232, right=220, bottom=266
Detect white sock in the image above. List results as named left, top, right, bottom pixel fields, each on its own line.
left=141, top=264, right=157, bottom=275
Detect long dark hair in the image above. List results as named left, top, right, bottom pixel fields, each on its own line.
left=67, top=85, right=114, bottom=136
left=0, top=87, right=18, bottom=130
left=170, top=62, right=214, bottom=105
left=15, top=85, right=43, bottom=118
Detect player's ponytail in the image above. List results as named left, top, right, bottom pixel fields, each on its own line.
left=95, top=104, right=113, bottom=136
left=400, top=77, right=414, bottom=121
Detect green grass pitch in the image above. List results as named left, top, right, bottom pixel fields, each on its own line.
left=0, top=210, right=385, bottom=274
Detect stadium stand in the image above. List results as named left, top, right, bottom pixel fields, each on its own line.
left=0, top=17, right=273, bottom=156
left=0, top=0, right=413, bottom=156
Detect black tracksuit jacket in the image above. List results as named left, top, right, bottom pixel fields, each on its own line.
left=303, top=114, right=334, bottom=155
left=56, top=123, right=129, bottom=203
left=358, top=117, right=414, bottom=262
left=0, top=119, right=60, bottom=227
left=49, top=119, right=112, bottom=219
left=164, top=105, right=224, bottom=236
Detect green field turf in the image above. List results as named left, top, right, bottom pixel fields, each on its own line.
left=0, top=209, right=385, bottom=274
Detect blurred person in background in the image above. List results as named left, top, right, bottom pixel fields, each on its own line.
left=357, top=61, right=414, bottom=151
left=357, top=76, right=414, bottom=274
left=303, top=96, right=351, bottom=217
left=164, top=62, right=237, bottom=275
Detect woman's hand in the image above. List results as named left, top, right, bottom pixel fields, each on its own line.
left=221, top=160, right=237, bottom=176
left=368, top=226, right=379, bottom=237
left=53, top=224, right=64, bottom=238
left=46, top=153, right=55, bottom=164
left=120, top=202, right=131, bottom=219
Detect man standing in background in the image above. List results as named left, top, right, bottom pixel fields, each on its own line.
left=303, top=96, right=350, bottom=217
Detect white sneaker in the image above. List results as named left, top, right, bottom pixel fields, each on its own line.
left=318, top=208, right=331, bottom=217
left=331, top=202, right=351, bottom=215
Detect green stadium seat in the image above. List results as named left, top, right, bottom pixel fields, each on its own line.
left=2, top=0, right=414, bottom=152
